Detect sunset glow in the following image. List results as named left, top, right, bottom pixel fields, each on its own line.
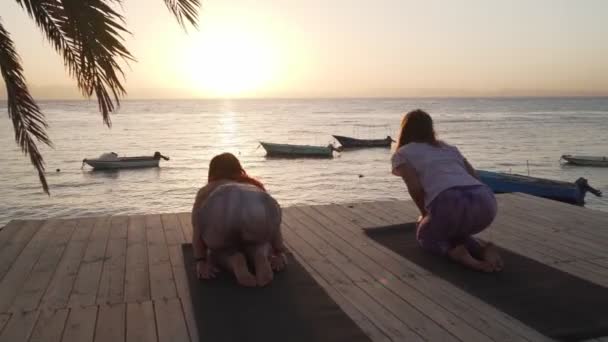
left=184, top=26, right=282, bottom=97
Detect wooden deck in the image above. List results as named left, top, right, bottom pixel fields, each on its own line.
left=0, top=193, right=606, bottom=342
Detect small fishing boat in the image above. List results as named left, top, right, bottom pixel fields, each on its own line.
left=260, top=142, right=337, bottom=158
left=82, top=151, right=170, bottom=170
left=478, top=170, right=602, bottom=205
left=332, top=135, right=394, bottom=148
left=561, top=155, right=608, bottom=167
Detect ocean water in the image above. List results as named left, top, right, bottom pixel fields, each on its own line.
left=1, top=97, right=607, bottom=227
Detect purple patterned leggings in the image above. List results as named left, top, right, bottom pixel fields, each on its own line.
left=417, top=185, right=497, bottom=257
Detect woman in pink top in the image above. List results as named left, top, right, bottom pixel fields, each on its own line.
left=391, top=109, right=503, bottom=272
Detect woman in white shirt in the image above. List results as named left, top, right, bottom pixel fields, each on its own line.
left=391, top=109, right=503, bottom=272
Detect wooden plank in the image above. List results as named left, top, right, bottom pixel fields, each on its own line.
left=176, top=213, right=193, bottom=242
left=145, top=215, right=176, bottom=300
left=496, top=196, right=608, bottom=258
left=94, top=304, right=125, bottom=342
left=172, top=266, right=199, bottom=342
left=377, top=199, right=583, bottom=264
left=0, top=220, right=58, bottom=312
left=126, top=301, right=157, bottom=342
left=154, top=298, right=191, bottom=342
left=108, top=216, right=129, bottom=240
left=161, top=214, right=186, bottom=267
left=69, top=217, right=111, bottom=308
left=299, top=207, right=522, bottom=340
left=40, top=218, right=95, bottom=310
left=10, top=219, right=78, bottom=312
left=29, top=309, right=69, bottom=342
left=0, top=310, right=40, bottom=342
left=313, top=203, right=551, bottom=341
left=376, top=199, right=608, bottom=287
left=502, top=194, right=608, bottom=242
left=124, top=215, right=150, bottom=303
left=286, top=208, right=498, bottom=342
left=96, top=217, right=128, bottom=305
left=0, top=220, right=25, bottom=250
left=374, top=199, right=576, bottom=264
left=161, top=214, right=185, bottom=245
left=282, top=223, right=425, bottom=341
left=0, top=220, right=44, bottom=282
left=61, top=305, right=97, bottom=342
left=514, top=193, right=608, bottom=223
left=557, top=260, right=608, bottom=287
left=280, top=241, right=391, bottom=342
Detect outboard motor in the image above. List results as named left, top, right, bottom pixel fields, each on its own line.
left=153, top=151, right=170, bottom=161
left=575, top=178, right=602, bottom=198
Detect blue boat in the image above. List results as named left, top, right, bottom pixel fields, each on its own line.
left=478, top=170, right=602, bottom=205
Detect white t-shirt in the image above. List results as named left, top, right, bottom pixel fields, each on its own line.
left=391, top=142, right=482, bottom=208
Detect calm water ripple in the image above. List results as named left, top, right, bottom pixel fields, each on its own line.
left=1, top=98, right=607, bottom=227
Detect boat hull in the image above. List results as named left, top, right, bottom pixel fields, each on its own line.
left=561, top=155, right=608, bottom=167
left=478, top=170, right=585, bottom=205
left=84, top=158, right=160, bottom=170
left=333, top=135, right=392, bottom=148
left=260, top=142, right=333, bottom=158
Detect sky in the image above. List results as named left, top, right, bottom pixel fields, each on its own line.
left=1, top=0, right=608, bottom=99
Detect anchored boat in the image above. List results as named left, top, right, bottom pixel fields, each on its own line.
left=332, top=135, right=394, bottom=148
left=478, top=170, right=602, bottom=205
left=260, top=142, right=337, bottom=158
left=561, top=155, right=608, bottom=167
left=82, top=151, right=169, bottom=170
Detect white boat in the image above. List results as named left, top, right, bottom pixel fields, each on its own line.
left=82, top=152, right=169, bottom=170
left=561, top=155, right=608, bottom=167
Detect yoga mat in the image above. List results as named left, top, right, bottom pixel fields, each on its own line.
left=364, top=223, right=608, bottom=342
left=182, top=244, right=372, bottom=342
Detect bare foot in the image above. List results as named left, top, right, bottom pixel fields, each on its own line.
left=253, top=249, right=274, bottom=287
left=448, top=244, right=495, bottom=273
left=269, top=253, right=287, bottom=272
left=481, top=243, right=503, bottom=272
left=228, top=253, right=257, bottom=287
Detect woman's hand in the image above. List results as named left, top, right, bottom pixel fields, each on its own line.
left=196, top=259, right=219, bottom=279
left=269, top=252, right=288, bottom=272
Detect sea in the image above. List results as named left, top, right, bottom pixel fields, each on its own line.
left=1, top=97, right=607, bottom=227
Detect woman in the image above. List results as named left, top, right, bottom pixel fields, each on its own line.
left=391, top=109, right=503, bottom=272
left=192, top=153, right=287, bottom=287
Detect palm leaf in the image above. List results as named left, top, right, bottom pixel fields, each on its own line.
left=4, top=0, right=201, bottom=194
left=164, top=0, right=201, bottom=28
left=16, top=0, right=135, bottom=127
left=0, top=21, right=52, bottom=194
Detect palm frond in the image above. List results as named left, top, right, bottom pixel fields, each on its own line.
left=16, top=0, right=135, bottom=126
left=0, top=21, right=52, bottom=194
left=164, top=0, right=201, bottom=28
left=7, top=0, right=200, bottom=194
left=165, top=0, right=201, bottom=28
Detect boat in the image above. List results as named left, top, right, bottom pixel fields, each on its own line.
left=82, top=151, right=170, bottom=170
left=332, top=135, right=394, bottom=148
left=561, top=155, right=608, bottom=167
left=478, top=170, right=602, bottom=205
left=260, top=142, right=337, bottom=158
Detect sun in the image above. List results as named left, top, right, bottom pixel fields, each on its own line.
left=185, top=27, right=280, bottom=97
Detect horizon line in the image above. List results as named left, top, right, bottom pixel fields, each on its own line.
left=2, top=94, right=608, bottom=102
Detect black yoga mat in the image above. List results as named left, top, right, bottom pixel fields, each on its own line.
left=364, top=223, right=608, bottom=342
left=182, top=244, right=371, bottom=342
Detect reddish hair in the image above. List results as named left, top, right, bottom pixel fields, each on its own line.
left=208, top=153, right=265, bottom=191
